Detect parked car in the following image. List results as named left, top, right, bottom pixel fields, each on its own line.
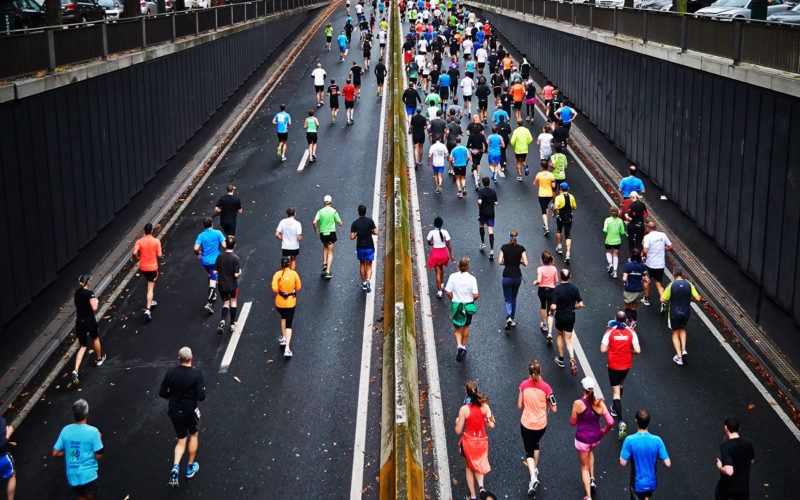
left=767, top=2, right=800, bottom=21
left=1, top=0, right=47, bottom=30
left=98, top=0, right=122, bottom=18
left=636, top=0, right=673, bottom=11
left=687, top=0, right=716, bottom=12
left=61, top=0, right=106, bottom=23
left=139, top=0, right=173, bottom=15
left=185, top=0, right=208, bottom=8
left=596, top=0, right=624, bottom=7
left=695, top=0, right=789, bottom=19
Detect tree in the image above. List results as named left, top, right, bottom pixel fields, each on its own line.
left=44, top=0, right=61, bottom=26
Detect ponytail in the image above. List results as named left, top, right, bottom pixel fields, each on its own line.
left=528, top=360, right=541, bottom=383
left=465, top=380, right=488, bottom=406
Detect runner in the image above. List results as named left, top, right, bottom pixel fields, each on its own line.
left=537, top=124, right=553, bottom=164
left=619, top=165, right=646, bottom=198
left=524, top=78, right=536, bottom=122
left=624, top=192, right=648, bottom=253
left=552, top=119, right=569, bottom=151
left=445, top=257, right=479, bottom=362
left=133, top=222, right=162, bottom=321
left=411, top=106, right=428, bottom=168
left=481, top=125, right=502, bottom=186
left=427, top=217, right=455, bottom=298
left=159, top=347, right=205, bottom=487
left=496, top=115, right=512, bottom=172
left=70, top=274, right=106, bottom=387
left=622, top=249, right=649, bottom=328
left=510, top=119, right=533, bottom=181
left=715, top=416, right=756, bottom=500
left=533, top=160, right=555, bottom=236
left=467, top=121, right=487, bottom=189
left=601, top=311, right=641, bottom=440
left=642, top=221, right=673, bottom=310
left=377, top=27, right=388, bottom=57
left=374, top=57, right=387, bottom=97
left=449, top=136, right=470, bottom=198
left=491, top=70, right=503, bottom=107
left=550, top=269, right=584, bottom=375
left=553, top=182, right=576, bottom=264
left=214, top=236, right=241, bottom=335
left=619, top=409, right=672, bottom=500
left=349, top=61, right=364, bottom=99
left=275, top=207, right=302, bottom=270
left=510, top=78, right=526, bottom=122
left=344, top=19, right=354, bottom=45
left=437, top=70, right=451, bottom=111
left=660, top=267, right=702, bottom=366
left=324, top=22, right=333, bottom=51
left=460, top=73, right=475, bottom=114
left=300, top=109, right=320, bottom=163
left=498, top=230, right=527, bottom=329
left=0, top=415, right=15, bottom=500
left=534, top=251, right=558, bottom=340
left=428, top=136, right=449, bottom=194
left=338, top=30, right=348, bottom=61
left=310, top=63, right=327, bottom=107
left=548, top=89, right=563, bottom=126
left=272, top=103, right=291, bottom=162
left=549, top=144, right=567, bottom=187
left=603, top=206, right=626, bottom=279
left=477, top=176, right=498, bottom=260
left=518, top=360, right=557, bottom=495
left=455, top=381, right=495, bottom=500
left=475, top=76, right=491, bottom=124
left=214, top=184, right=242, bottom=236
left=541, top=81, right=554, bottom=117
left=193, top=217, right=225, bottom=315
left=342, top=78, right=357, bottom=125
left=350, top=204, right=378, bottom=293
left=313, top=195, right=343, bottom=279
left=570, top=377, right=614, bottom=500
left=327, top=79, right=340, bottom=124
left=52, top=399, right=103, bottom=497
left=272, top=256, right=302, bottom=358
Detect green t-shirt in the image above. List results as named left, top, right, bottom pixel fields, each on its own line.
left=510, top=127, right=533, bottom=154
left=314, top=206, right=341, bottom=235
left=425, top=93, right=441, bottom=107
left=305, top=117, right=318, bottom=133
left=603, top=216, right=626, bottom=245
left=551, top=153, right=567, bottom=180
left=325, top=26, right=333, bottom=37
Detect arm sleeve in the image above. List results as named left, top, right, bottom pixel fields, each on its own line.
left=601, top=331, right=611, bottom=347
left=620, top=439, right=631, bottom=461
left=271, top=273, right=280, bottom=294
left=53, top=430, right=64, bottom=451
left=194, top=234, right=202, bottom=246
left=720, top=444, right=733, bottom=466
left=93, top=430, right=104, bottom=452
left=690, top=284, right=700, bottom=299
left=662, top=284, right=672, bottom=301
left=335, top=211, right=342, bottom=224
left=658, top=438, right=669, bottom=461
left=603, top=219, right=609, bottom=233
left=294, top=273, right=302, bottom=291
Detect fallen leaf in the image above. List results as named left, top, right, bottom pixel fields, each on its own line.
left=233, top=376, right=242, bottom=383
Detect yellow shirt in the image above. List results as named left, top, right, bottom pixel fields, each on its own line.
left=535, top=171, right=555, bottom=198
left=272, top=268, right=301, bottom=308
left=554, top=192, right=577, bottom=212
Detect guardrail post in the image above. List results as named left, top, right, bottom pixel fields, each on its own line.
left=680, top=15, right=687, bottom=52
left=171, top=13, right=176, bottom=41
left=613, top=6, right=618, bottom=35
left=215, top=8, right=218, bottom=30
left=589, top=4, right=594, bottom=29
left=572, top=2, right=575, bottom=25
left=46, top=29, right=56, bottom=73
left=543, top=0, right=547, bottom=19
left=230, top=4, right=234, bottom=23
left=243, top=2, right=247, bottom=21
left=556, top=1, right=559, bottom=20
left=101, top=22, right=108, bottom=59
left=141, top=16, right=147, bottom=48
left=272, top=0, right=275, bottom=13
left=642, top=10, right=647, bottom=43
left=195, top=9, right=199, bottom=35
left=731, top=20, right=742, bottom=65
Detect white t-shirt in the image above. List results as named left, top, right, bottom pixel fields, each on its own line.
left=643, top=231, right=672, bottom=269
left=538, top=133, right=553, bottom=156
left=417, top=39, right=428, bottom=53
left=355, top=3, right=363, bottom=14
left=276, top=217, right=302, bottom=250
left=311, top=68, right=327, bottom=86
left=429, top=142, right=449, bottom=167
left=460, top=76, right=475, bottom=96
left=461, top=38, right=472, bottom=54
left=415, top=53, right=427, bottom=70
left=427, top=228, right=451, bottom=248
left=445, top=271, right=479, bottom=303
left=475, top=48, right=488, bottom=63
left=426, top=105, right=439, bottom=119
left=378, top=30, right=387, bottom=44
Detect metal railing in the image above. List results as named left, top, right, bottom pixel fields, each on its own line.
left=0, top=0, right=318, bottom=80
left=471, top=0, right=800, bottom=73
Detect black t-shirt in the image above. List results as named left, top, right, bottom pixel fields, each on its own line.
left=488, top=54, right=498, bottom=71
left=500, top=243, right=525, bottom=279
left=159, top=365, right=206, bottom=417
left=500, top=93, right=513, bottom=112
left=344, top=23, right=354, bottom=35
left=526, top=83, right=536, bottom=100
left=466, top=132, right=485, bottom=152
left=497, top=122, right=512, bottom=144
left=74, top=287, right=96, bottom=322
left=214, top=251, right=241, bottom=291
left=475, top=84, right=491, bottom=101
left=411, top=114, right=427, bottom=137
left=448, top=67, right=460, bottom=82
left=403, top=88, right=421, bottom=108
left=552, top=126, right=569, bottom=147
left=466, top=122, right=484, bottom=135
left=328, top=85, right=340, bottom=105
left=362, top=41, right=372, bottom=55
left=628, top=200, right=647, bottom=224
left=404, top=39, right=414, bottom=51
left=477, top=187, right=497, bottom=218
left=374, top=63, right=387, bottom=80
left=350, top=216, right=377, bottom=249
left=552, top=282, right=582, bottom=318
left=429, top=69, right=440, bottom=85
left=429, top=118, right=447, bottom=138
left=350, top=65, right=362, bottom=84
left=520, top=61, right=531, bottom=78
left=446, top=122, right=462, bottom=143
left=718, top=437, right=755, bottom=496
left=215, top=194, right=242, bottom=224
left=491, top=72, right=503, bottom=88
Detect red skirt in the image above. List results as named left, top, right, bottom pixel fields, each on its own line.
left=459, top=434, right=491, bottom=474
left=428, top=247, right=450, bottom=269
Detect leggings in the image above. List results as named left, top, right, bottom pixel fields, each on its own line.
left=502, top=277, right=523, bottom=319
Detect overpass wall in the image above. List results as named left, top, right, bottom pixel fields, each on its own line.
left=0, top=9, right=313, bottom=325
left=476, top=7, right=800, bottom=325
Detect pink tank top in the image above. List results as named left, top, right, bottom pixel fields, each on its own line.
left=464, top=404, right=486, bottom=438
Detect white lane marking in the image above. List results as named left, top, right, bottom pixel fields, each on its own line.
left=400, top=28, right=453, bottom=500
left=349, top=26, right=389, bottom=500
left=570, top=331, right=604, bottom=401
left=219, top=301, right=252, bottom=374
left=297, top=150, right=309, bottom=171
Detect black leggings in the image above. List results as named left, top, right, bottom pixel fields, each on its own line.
left=277, top=307, right=295, bottom=329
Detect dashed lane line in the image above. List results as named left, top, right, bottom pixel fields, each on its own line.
left=219, top=301, right=252, bottom=374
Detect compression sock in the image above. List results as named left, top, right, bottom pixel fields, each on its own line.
left=613, top=399, right=622, bottom=420
left=612, top=255, right=619, bottom=270
left=230, top=307, right=237, bottom=323
left=221, top=307, right=229, bottom=321
left=606, top=253, right=613, bottom=265
left=207, top=287, right=216, bottom=304
left=479, top=226, right=485, bottom=243
left=489, top=233, right=494, bottom=250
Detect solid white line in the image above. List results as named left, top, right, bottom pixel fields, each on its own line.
left=400, top=27, right=453, bottom=500
left=219, top=301, right=252, bottom=374
left=349, top=30, right=388, bottom=500
left=570, top=331, right=604, bottom=401
left=297, top=150, right=309, bottom=171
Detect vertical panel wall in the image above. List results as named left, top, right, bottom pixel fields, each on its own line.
left=0, top=11, right=311, bottom=325
left=477, top=9, right=800, bottom=324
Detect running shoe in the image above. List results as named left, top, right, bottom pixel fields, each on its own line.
left=230, top=322, right=236, bottom=333
left=217, top=320, right=225, bottom=335
left=204, top=303, right=214, bottom=315
left=510, top=319, right=517, bottom=327
left=490, top=171, right=495, bottom=182
left=362, top=282, right=368, bottom=291
left=276, top=146, right=281, bottom=156
left=609, top=406, right=617, bottom=418
left=365, top=281, right=372, bottom=293
left=543, top=227, right=550, bottom=237
left=673, top=355, right=684, bottom=366
left=540, top=322, right=548, bottom=333
left=457, top=191, right=463, bottom=199
left=556, top=244, right=562, bottom=254
left=478, top=487, right=486, bottom=499
left=612, top=272, right=618, bottom=279
left=564, top=254, right=571, bottom=264
left=475, top=182, right=480, bottom=191
left=322, top=262, right=328, bottom=272
left=325, top=272, right=333, bottom=279
left=489, top=250, right=494, bottom=261
left=524, top=166, right=529, bottom=176
left=570, top=358, right=579, bottom=376
left=150, top=299, right=158, bottom=309
left=169, top=466, right=180, bottom=487
left=505, top=316, right=513, bottom=330
left=640, top=297, right=650, bottom=306
left=435, top=186, right=442, bottom=194
left=618, top=421, right=627, bottom=441
left=479, top=243, right=486, bottom=250
left=590, top=477, right=597, bottom=492
left=186, top=462, right=199, bottom=479
left=94, top=353, right=107, bottom=367
left=279, top=336, right=286, bottom=346
left=71, top=370, right=80, bottom=386
left=660, top=302, right=667, bottom=314
left=607, top=263, right=614, bottom=275
left=145, top=309, right=152, bottom=322
left=682, top=349, right=688, bottom=359
left=516, top=176, right=523, bottom=181
left=456, top=346, right=466, bottom=362
left=436, top=290, right=443, bottom=299
left=448, top=169, right=454, bottom=176
left=547, top=333, right=553, bottom=345
left=629, top=320, right=637, bottom=330
left=281, top=155, right=287, bottom=162
left=528, top=474, right=539, bottom=495
left=284, top=348, right=293, bottom=358
left=553, top=356, right=564, bottom=368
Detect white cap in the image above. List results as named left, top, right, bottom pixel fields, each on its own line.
left=323, top=195, right=332, bottom=204
left=581, top=377, right=596, bottom=392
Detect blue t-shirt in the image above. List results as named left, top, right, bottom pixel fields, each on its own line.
left=620, top=431, right=669, bottom=493
left=623, top=261, right=648, bottom=293
left=274, top=111, right=291, bottom=133
left=619, top=176, right=645, bottom=198
left=466, top=60, right=475, bottom=73
left=560, top=106, right=574, bottom=123
left=424, top=31, right=432, bottom=43
left=195, top=228, right=225, bottom=266
left=488, top=134, right=503, bottom=155
left=417, top=0, right=424, bottom=8
left=476, top=31, right=485, bottom=43
left=53, top=423, right=103, bottom=487
left=338, top=34, right=348, bottom=47
left=450, top=145, right=468, bottom=167
left=438, top=74, right=451, bottom=88
left=492, top=109, right=509, bottom=125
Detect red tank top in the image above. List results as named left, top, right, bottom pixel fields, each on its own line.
left=464, top=404, right=486, bottom=438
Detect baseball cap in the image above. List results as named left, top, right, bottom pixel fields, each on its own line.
left=323, top=195, right=332, bottom=204
left=560, top=182, right=569, bottom=190
left=581, top=377, right=596, bottom=392
left=416, top=105, right=422, bottom=112
left=78, top=274, right=93, bottom=286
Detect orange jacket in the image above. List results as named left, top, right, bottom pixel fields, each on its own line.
left=272, top=269, right=301, bottom=308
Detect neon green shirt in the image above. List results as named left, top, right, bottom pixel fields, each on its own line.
left=425, top=93, right=441, bottom=107
left=510, top=127, right=533, bottom=154
left=550, top=153, right=567, bottom=180
left=314, top=206, right=341, bottom=235
left=603, top=216, right=626, bottom=245
left=325, top=26, right=333, bottom=37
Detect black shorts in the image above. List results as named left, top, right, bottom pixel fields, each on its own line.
left=281, top=248, right=300, bottom=257
left=221, top=221, right=236, bottom=236
left=516, top=153, right=527, bottom=162
left=306, top=132, right=318, bottom=144
left=72, top=479, right=99, bottom=497
left=669, top=314, right=689, bottom=331
left=608, top=368, right=629, bottom=387
left=330, top=100, right=339, bottom=109
left=605, top=243, right=621, bottom=250
left=454, top=313, right=473, bottom=327
left=463, top=94, right=472, bottom=102
left=315, top=85, right=323, bottom=93
left=170, top=411, right=199, bottom=439
left=537, top=287, right=553, bottom=310
left=142, top=269, right=159, bottom=282
left=556, top=220, right=572, bottom=239
left=376, top=78, right=385, bottom=85
left=75, top=318, right=99, bottom=347
left=633, top=490, right=655, bottom=500
left=277, top=132, right=288, bottom=142
left=647, top=266, right=665, bottom=284
left=492, top=87, right=501, bottom=97
left=513, top=101, right=522, bottom=110
left=277, top=306, right=295, bottom=328
left=478, top=215, right=494, bottom=226
left=439, top=88, right=450, bottom=100
left=453, top=166, right=467, bottom=176
left=353, top=79, right=361, bottom=87
left=478, top=62, right=485, bottom=71
left=345, top=100, right=355, bottom=109
left=538, top=196, right=551, bottom=214
left=320, top=232, right=338, bottom=245
left=478, top=99, right=488, bottom=110
left=520, top=424, right=547, bottom=458
left=412, top=134, right=425, bottom=145
left=326, top=35, right=332, bottom=42
left=471, top=152, right=483, bottom=165
left=219, top=288, right=238, bottom=301
left=554, top=314, right=575, bottom=333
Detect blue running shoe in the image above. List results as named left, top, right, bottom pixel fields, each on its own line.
left=186, top=462, right=199, bottom=479
left=168, top=466, right=179, bottom=487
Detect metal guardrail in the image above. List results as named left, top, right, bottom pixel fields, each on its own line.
left=0, top=0, right=315, bottom=80
left=473, top=0, right=800, bottom=73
